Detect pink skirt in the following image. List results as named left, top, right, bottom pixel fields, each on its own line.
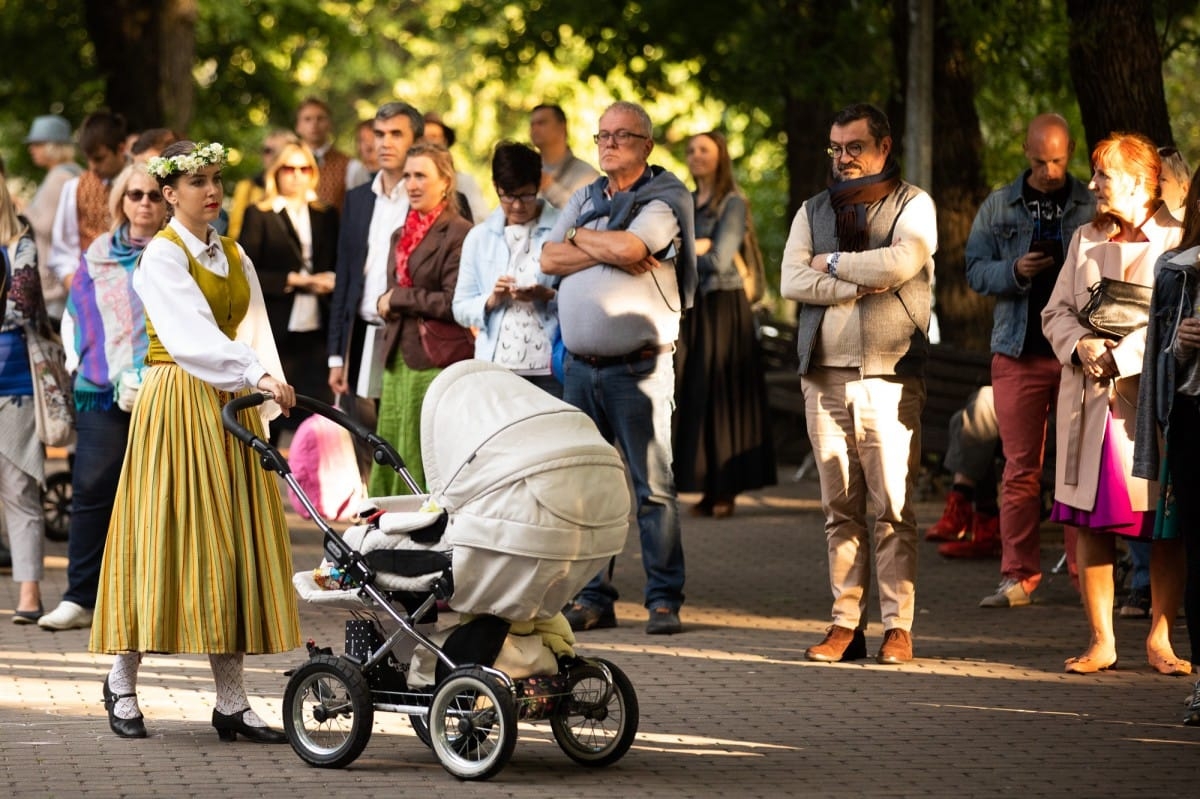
left=1050, top=410, right=1152, bottom=539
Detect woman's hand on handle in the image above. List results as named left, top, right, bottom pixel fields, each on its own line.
left=257, top=375, right=296, bottom=416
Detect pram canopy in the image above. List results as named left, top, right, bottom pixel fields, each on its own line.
left=419, top=361, right=630, bottom=621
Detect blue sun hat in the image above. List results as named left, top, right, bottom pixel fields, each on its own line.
left=24, top=115, right=73, bottom=144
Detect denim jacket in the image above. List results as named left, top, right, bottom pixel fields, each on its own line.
left=965, top=171, right=1095, bottom=357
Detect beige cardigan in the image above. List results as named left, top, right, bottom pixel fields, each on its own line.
left=1040, top=204, right=1181, bottom=513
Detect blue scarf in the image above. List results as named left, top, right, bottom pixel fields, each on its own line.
left=67, top=223, right=151, bottom=410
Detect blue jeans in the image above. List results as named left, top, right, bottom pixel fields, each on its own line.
left=564, top=351, right=685, bottom=612
left=64, top=407, right=131, bottom=608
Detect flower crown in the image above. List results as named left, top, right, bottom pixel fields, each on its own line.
left=146, top=142, right=228, bottom=179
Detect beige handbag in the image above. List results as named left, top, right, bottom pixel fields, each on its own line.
left=24, top=322, right=75, bottom=447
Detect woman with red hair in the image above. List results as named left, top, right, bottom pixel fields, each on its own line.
left=1042, top=132, right=1188, bottom=675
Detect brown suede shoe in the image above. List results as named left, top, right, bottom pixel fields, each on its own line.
left=876, top=628, right=913, bottom=664
left=805, top=625, right=867, bottom=662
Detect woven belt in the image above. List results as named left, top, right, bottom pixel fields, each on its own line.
left=571, top=343, right=673, bottom=368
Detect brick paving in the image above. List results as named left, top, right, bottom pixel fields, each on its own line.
left=2, top=462, right=1198, bottom=798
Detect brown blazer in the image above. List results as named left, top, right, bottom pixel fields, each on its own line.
left=381, top=209, right=473, bottom=369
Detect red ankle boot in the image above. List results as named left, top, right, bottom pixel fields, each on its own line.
left=937, top=512, right=1000, bottom=558
left=925, top=490, right=972, bottom=542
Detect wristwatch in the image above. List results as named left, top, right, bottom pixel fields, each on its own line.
left=566, top=226, right=578, bottom=245
left=827, top=251, right=841, bottom=278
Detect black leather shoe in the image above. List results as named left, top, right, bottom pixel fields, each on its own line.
left=103, top=678, right=147, bottom=739
left=212, top=708, right=288, bottom=744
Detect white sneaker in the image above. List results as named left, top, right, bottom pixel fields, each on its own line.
left=38, top=601, right=93, bottom=630
left=978, top=578, right=1032, bottom=608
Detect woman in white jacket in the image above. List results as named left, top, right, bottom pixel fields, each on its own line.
left=453, top=142, right=561, bottom=395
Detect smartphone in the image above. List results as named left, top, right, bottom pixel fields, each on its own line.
left=1029, top=239, right=1063, bottom=263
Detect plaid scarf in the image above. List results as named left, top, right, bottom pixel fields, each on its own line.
left=827, top=160, right=901, bottom=252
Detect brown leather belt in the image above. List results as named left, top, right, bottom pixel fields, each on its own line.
left=571, top=343, right=673, bottom=368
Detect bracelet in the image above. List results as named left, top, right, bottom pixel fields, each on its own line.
left=827, top=251, right=841, bottom=278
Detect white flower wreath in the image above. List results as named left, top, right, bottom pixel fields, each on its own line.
left=146, top=142, right=228, bottom=179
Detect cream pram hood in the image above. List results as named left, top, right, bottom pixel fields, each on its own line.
left=420, top=360, right=631, bottom=621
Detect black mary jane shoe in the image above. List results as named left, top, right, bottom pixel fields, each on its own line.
left=212, top=708, right=288, bottom=744
left=103, top=678, right=147, bottom=739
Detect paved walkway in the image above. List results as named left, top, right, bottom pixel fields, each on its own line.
left=2, top=463, right=1197, bottom=798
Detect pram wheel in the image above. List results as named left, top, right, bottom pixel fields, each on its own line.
left=550, top=658, right=638, bottom=767
left=428, top=667, right=517, bottom=781
left=42, top=471, right=72, bottom=542
left=408, top=714, right=432, bottom=748
left=283, top=654, right=374, bottom=768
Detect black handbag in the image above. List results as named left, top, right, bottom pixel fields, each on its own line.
left=1077, top=277, right=1152, bottom=340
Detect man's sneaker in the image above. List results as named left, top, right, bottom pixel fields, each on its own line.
left=1184, top=679, right=1200, bottom=726
left=876, top=628, right=914, bottom=664
left=38, top=601, right=93, bottom=631
left=938, top=513, right=1001, bottom=559
left=1118, top=586, right=1151, bottom=619
left=805, top=625, right=867, bottom=662
left=645, top=607, right=682, bottom=635
left=563, top=603, right=617, bottom=632
left=925, top=490, right=972, bottom=542
left=979, top=577, right=1033, bottom=608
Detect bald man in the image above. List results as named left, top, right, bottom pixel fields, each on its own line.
left=948, top=114, right=1095, bottom=609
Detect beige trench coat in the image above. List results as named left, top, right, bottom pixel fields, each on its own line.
left=1040, top=204, right=1181, bottom=513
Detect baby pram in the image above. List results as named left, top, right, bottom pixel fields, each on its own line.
left=222, top=361, right=638, bottom=781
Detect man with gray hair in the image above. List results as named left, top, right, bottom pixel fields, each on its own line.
left=541, top=100, right=696, bottom=635
left=781, top=102, right=937, bottom=665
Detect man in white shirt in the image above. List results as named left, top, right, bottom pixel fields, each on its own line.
left=48, top=110, right=128, bottom=291
left=327, top=102, right=424, bottom=412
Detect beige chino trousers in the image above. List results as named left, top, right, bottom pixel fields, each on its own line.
left=801, top=367, right=923, bottom=632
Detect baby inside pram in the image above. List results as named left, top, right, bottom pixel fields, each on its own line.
left=223, top=361, right=639, bottom=781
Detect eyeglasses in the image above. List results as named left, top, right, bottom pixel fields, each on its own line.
left=278, top=165, right=314, bottom=176
left=593, top=130, right=649, bottom=146
left=125, top=189, right=164, bottom=204
left=826, top=142, right=867, bottom=160
left=497, top=191, right=538, bottom=205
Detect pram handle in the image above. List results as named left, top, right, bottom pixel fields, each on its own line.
left=221, top=393, right=411, bottom=477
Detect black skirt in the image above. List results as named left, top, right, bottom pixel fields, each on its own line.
left=673, top=288, right=776, bottom=497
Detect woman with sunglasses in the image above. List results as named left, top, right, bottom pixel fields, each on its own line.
left=37, top=166, right=170, bottom=632
left=239, top=140, right=338, bottom=435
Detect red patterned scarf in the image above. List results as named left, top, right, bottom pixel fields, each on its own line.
left=393, top=204, right=446, bottom=288
left=77, top=170, right=113, bottom=252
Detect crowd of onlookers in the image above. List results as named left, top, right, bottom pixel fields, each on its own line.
left=2, top=94, right=1199, bottom=739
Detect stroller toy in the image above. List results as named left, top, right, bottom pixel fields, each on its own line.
left=222, top=361, right=639, bottom=780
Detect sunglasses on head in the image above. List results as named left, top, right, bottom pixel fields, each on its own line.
left=125, top=189, right=164, bottom=203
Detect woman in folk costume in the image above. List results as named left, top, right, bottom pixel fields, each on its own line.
left=1041, top=132, right=1187, bottom=675
left=371, top=142, right=472, bottom=495
left=89, top=141, right=301, bottom=742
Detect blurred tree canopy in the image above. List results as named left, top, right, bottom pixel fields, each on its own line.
left=3, top=0, right=1200, bottom=340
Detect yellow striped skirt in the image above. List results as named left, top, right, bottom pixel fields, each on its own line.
left=89, top=364, right=301, bottom=655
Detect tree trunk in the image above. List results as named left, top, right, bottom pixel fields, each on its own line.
left=159, top=0, right=198, bottom=134
left=928, top=3, right=992, bottom=351
left=1067, top=0, right=1173, bottom=151
left=83, top=0, right=163, bottom=131
left=892, top=0, right=992, bottom=350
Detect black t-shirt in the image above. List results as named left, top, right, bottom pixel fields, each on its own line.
left=1020, top=176, right=1072, bottom=357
